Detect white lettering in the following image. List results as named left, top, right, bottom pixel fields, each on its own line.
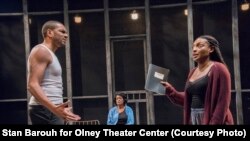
left=217, top=129, right=244, bottom=137
left=2, top=129, right=22, bottom=136
left=25, top=129, right=57, bottom=136
left=173, top=129, right=214, bottom=138
left=74, top=129, right=101, bottom=138
left=139, top=129, right=169, bottom=136
left=102, top=129, right=137, bottom=136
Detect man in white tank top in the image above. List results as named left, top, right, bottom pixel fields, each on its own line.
left=27, top=20, right=81, bottom=124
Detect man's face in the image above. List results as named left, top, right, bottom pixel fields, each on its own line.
left=51, top=24, right=68, bottom=48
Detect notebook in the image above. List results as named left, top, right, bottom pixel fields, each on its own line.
left=145, top=64, right=170, bottom=94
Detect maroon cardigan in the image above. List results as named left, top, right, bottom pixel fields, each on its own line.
left=165, top=62, right=234, bottom=125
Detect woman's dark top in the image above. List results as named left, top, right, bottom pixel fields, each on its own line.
left=116, top=111, right=128, bottom=125
left=186, top=75, right=208, bottom=108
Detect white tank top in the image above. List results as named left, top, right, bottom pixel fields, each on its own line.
left=28, top=44, right=63, bottom=105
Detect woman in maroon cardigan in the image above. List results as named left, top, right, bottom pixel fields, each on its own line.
left=161, top=35, right=234, bottom=125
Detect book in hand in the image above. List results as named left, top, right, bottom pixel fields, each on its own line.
left=145, top=64, right=170, bottom=94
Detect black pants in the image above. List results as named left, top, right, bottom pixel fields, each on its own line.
left=29, top=105, right=64, bottom=125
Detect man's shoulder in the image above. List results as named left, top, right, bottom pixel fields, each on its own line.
left=29, top=44, right=52, bottom=62
left=31, top=44, right=48, bottom=52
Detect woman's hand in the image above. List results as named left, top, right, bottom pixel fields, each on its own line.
left=160, top=81, right=171, bottom=88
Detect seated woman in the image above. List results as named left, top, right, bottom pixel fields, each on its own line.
left=107, top=93, right=134, bottom=125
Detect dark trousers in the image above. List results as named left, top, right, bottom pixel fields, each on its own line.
left=29, top=105, right=64, bottom=125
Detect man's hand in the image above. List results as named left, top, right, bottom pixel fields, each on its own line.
left=55, top=101, right=81, bottom=121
